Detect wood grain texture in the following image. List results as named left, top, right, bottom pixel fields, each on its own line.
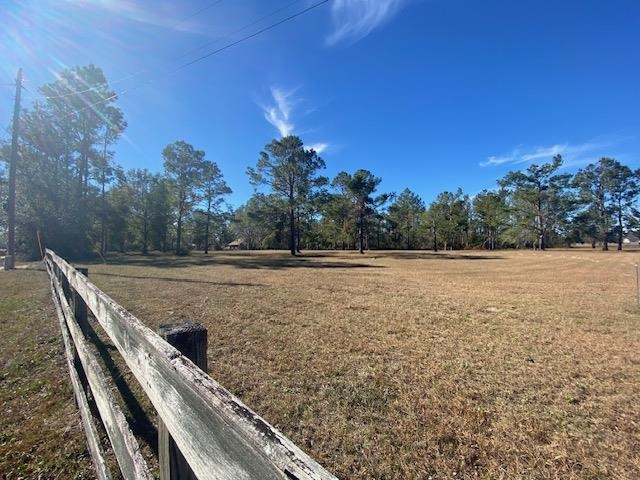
left=47, top=258, right=153, bottom=480
left=158, top=323, right=206, bottom=480
left=47, top=261, right=113, bottom=480
left=46, top=249, right=338, bottom=480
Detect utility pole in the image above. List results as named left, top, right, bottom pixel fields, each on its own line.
left=5, top=68, right=22, bottom=270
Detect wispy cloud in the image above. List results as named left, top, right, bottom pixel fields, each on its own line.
left=326, top=0, right=409, bottom=46
left=480, top=138, right=623, bottom=168
left=263, top=87, right=296, bottom=137
left=305, top=142, right=329, bottom=154
left=260, top=86, right=329, bottom=153
left=481, top=150, right=521, bottom=167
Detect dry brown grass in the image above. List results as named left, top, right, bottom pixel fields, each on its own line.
left=0, top=268, right=96, bottom=479
left=4, top=248, right=640, bottom=479
left=86, top=248, right=640, bottom=479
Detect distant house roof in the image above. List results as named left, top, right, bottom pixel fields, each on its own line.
left=228, top=239, right=245, bottom=247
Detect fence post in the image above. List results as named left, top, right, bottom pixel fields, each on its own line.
left=158, top=322, right=208, bottom=480
left=61, top=268, right=71, bottom=301
left=68, top=267, right=90, bottom=393
left=73, top=267, right=89, bottom=333
left=55, top=264, right=63, bottom=291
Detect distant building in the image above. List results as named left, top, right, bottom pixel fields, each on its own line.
left=622, top=234, right=640, bottom=244
left=227, top=239, right=246, bottom=250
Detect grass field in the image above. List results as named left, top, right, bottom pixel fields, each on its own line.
left=3, top=248, right=640, bottom=479
left=0, top=269, right=96, bottom=479
left=83, top=248, right=640, bottom=479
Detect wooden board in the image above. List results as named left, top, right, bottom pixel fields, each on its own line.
left=48, top=258, right=152, bottom=480
left=47, top=262, right=113, bottom=480
left=46, top=249, right=337, bottom=480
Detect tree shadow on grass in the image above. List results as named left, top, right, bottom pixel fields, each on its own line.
left=92, top=271, right=266, bottom=286
left=100, top=252, right=385, bottom=270
left=381, top=251, right=505, bottom=260
left=81, top=316, right=159, bottom=458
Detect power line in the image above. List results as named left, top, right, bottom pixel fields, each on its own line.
left=58, top=91, right=122, bottom=122
left=170, top=0, right=225, bottom=29
left=175, top=0, right=304, bottom=61
left=23, top=76, right=131, bottom=102
left=19, top=0, right=329, bottom=121
left=176, top=0, right=329, bottom=70
left=21, top=0, right=325, bottom=102
left=5, top=68, right=22, bottom=270
left=22, top=2, right=228, bottom=102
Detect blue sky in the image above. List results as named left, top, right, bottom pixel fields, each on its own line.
left=2, top=0, right=639, bottom=208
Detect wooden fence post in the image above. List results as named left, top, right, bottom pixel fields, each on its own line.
left=55, top=263, right=63, bottom=291
left=158, top=322, right=208, bottom=480
left=69, top=267, right=90, bottom=393
left=61, top=269, right=71, bottom=301
left=73, top=267, right=89, bottom=333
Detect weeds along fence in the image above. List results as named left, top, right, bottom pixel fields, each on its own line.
left=44, top=248, right=337, bottom=480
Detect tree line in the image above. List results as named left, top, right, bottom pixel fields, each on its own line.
left=1, top=66, right=639, bottom=258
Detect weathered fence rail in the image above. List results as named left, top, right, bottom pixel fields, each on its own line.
left=45, top=248, right=337, bottom=480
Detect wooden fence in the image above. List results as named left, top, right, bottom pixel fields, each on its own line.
left=45, top=248, right=337, bottom=480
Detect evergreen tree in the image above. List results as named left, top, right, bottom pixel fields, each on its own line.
left=388, top=188, right=426, bottom=249
left=198, top=160, right=232, bottom=254
left=426, top=188, right=470, bottom=251
left=9, top=65, right=125, bottom=258
left=332, top=169, right=386, bottom=254
left=247, top=136, right=326, bottom=255
left=606, top=160, right=639, bottom=250
left=499, top=155, right=572, bottom=250
left=162, top=141, right=206, bottom=255
left=573, top=159, right=611, bottom=249
left=472, top=190, right=508, bottom=250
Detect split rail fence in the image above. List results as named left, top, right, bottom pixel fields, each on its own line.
left=45, top=248, right=337, bottom=480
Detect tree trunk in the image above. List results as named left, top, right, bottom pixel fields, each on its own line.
left=100, top=134, right=109, bottom=256
left=204, top=199, right=211, bottom=254
left=296, top=207, right=301, bottom=253
left=288, top=180, right=296, bottom=256
left=176, top=212, right=183, bottom=255
left=101, top=172, right=108, bottom=256
left=204, top=217, right=210, bottom=254
left=432, top=220, right=438, bottom=252
left=617, top=200, right=623, bottom=251
left=142, top=214, right=149, bottom=255
left=358, top=207, right=364, bottom=254
left=537, top=193, right=545, bottom=250
left=289, top=206, right=296, bottom=256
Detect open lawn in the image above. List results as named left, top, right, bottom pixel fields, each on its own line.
left=2, top=248, right=639, bottom=479
left=82, top=248, right=640, bottom=479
